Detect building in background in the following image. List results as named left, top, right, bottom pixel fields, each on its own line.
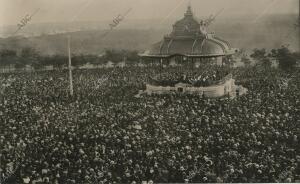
left=140, top=5, right=238, bottom=66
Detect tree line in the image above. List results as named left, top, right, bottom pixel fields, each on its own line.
left=0, top=46, right=299, bottom=70
left=239, top=45, right=299, bottom=70
left=0, top=48, right=140, bottom=69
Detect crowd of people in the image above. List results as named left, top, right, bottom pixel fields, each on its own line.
left=149, top=65, right=231, bottom=87
left=0, top=64, right=299, bottom=183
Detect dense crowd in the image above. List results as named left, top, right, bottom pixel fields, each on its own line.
left=150, top=65, right=230, bottom=87
left=0, top=65, right=299, bottom=183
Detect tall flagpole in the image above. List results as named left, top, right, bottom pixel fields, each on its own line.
left=68, top=35, right=74, bottom=96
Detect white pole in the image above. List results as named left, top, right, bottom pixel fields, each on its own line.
left=299, top=0, right=300, bottom=51
left=68, top=36, right=74, bottom=96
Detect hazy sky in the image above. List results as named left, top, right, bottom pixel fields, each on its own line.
left=0, top=0, right=298, bottom=26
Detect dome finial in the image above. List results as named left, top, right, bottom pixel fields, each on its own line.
left=185, top=1, right=193, bottom=17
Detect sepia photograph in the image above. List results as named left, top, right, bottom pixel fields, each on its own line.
left=0, top=0, right=299, bottom=183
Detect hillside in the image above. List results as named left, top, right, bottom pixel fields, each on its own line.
left=0, top=14, right=298, bottom=55
left=0, top=29, right=166, bottom=55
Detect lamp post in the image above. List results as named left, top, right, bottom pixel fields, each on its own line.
left=68, top=36, right=74, bottom=96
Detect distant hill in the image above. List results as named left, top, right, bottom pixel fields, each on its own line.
left=0, top=14, right=298, bottom=55
left=0, top=29, right=166, bottom=55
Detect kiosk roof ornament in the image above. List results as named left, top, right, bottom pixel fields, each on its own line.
left=171, top=4, right=200, bottom=37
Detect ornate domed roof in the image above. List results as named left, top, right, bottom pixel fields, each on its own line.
left=140, top=5, right=237, bottom=58
left=145, top=34, right=234, bottom=57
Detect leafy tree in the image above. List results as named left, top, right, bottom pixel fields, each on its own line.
left=241, top=54, right=251, bottom=67
left=90, top=55, right=106, bottom=65
left=125, top=50, right=139, bottom=65
left=72, top=55, right=86, bottom=67
left=0, top=49, right=17, bottom=57
left=104, top=49, right=123, bottom=63
left=250, top=48, right=266, bottom=60
left=20, top=47, right=40, bottom=67
left=270, top=46, right=297, bottom=70
left=0, top=49, right=18, bottom=65
left=42, top=55, right=67, bottom=69
left=54, top=55, right=68, bottom=69
left=103, top=49, right=139, bottom=64
left=250, top=48, right=271, bottom=68
left=235, top=48, right=246, bottom=58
